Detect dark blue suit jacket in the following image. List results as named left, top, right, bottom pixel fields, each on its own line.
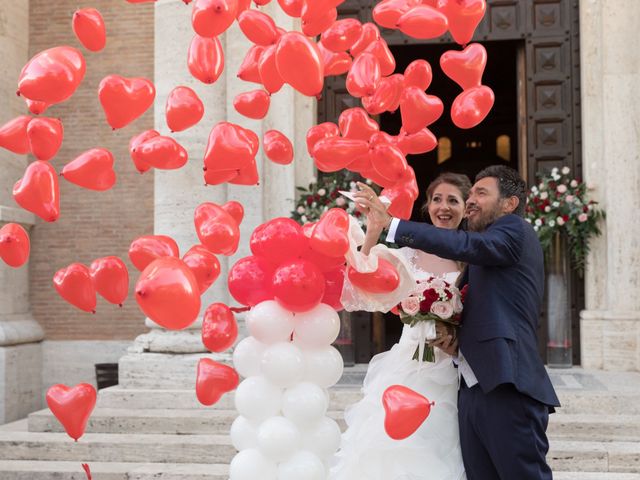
left=395, top=214, right=560, bottom=408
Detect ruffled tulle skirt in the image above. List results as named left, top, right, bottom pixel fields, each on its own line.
left=329, top=330, right=466, bottom=480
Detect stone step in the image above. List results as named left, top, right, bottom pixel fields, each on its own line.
left=548, top=440, right=640, bottom=473
left=0, top=460, right=228, bottom=480
left=28, top=408, right=347, bottom=435
left=555, top=473, right=640, bottom=480
left=556, top=390, right=640, bottom=415
left=0, top=432, right=234, bottom=464
left=548, top=414, right=640, bottom=442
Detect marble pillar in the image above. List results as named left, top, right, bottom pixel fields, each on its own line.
left=121, top=0, right=315, bottom=387
left=579, top=0, right=640, bottom=370
left=0, top=3, right=45, bottom=423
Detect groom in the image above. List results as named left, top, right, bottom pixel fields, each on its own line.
left=356, top=165, right=560, bottom=480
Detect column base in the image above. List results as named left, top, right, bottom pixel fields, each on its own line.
left=580, top=310, right=640, bottom=371
left=0, top=342, right=42, bottom=424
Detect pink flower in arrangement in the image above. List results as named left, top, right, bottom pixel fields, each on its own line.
left=335, top=197, right=346, bottom=207
left=430, top=301, right=454, bottom=319
left=557, top=184, right=567, bottom=194
left=401, top=297, right=421, bottom=316
left=578, top=213, right=588, bottom=222
left=565, top=195, right=574, bottom=203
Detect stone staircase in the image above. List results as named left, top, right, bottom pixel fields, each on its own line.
left=0, top=367, right=639, bottom=479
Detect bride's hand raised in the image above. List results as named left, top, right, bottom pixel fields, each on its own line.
left=353, top=182, right=393, bottom=233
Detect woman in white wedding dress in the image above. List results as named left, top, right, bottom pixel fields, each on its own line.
left=330, top=173, right=471, bottom=480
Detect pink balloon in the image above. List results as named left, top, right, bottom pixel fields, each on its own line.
left=61, top=148, right=116, bottom=191
left=166, top=86, right=205, bottom=133
left=132, top=135, right=188, bottom=171
left=13, top=161, right=60, bottom=222
left=203, top=122, right=256, bottom=173
left=26, top=117, right=63, bottom=161
left=400, top=86, right=444, bottom=134
left=46, top=383, right=97, bottom=441
left=129, top=235, right=179, bottom=272
left=194, top=202, right=240, bottom=256
left=309, top=208, right=350, bottom=258
left=90, top=256, right=129, bottom=306
left=440, top=43, right=487, bottom=90
left=306, top=122, right=340, bottom=156
left=129, top=130, right=159, bottom=174
left=196, top=358, right=239, bottom=406
left=318, top=42, right=353, bottom=77
left=275, top=32, right=324, bottom=97
left=313, top=137, right=369, bottom=172
left=238, top=9, right=278, bottom=46
left=233, top=90, right=271, bottom=120
left=451, top=85, right=495, bottom=129
left=0, top=116, right=31, bottom=155
left=201, top=304, right=237, bottom=353
left=362, top=74, right=404, bottom=115
left=98, top=75, right=155, bottom=129
left=397, top=5, right=449, bottom=39
left=321, top=18, right=363, bottom=52
left=373, top=0, right=420, bottom=29
left=404, top=59, right=432, bottom=90
left=53, top=263, right=97, bottom=313
left=437, top=0, right=486, bottom=46
left=397, top=128, right=437, bottom=155
left=192, top=0, right=239, bottom=37
left=339, top=107, right=380, bottom=141
left=346, top=52, right=381, bottom=98
left=72, top=8, right=106, bottom=52
left=263, top=130, right=293, bottom=165
left=363, top=39, right=396, bottom=77
left=258, top=45, right=285, bottom=94
left=0, top=223, right=30, bottom=268
left=350, top=23, right=380, bottom=57
left=182, top=245, right=221, bottom=294
left=188, top=35, right=225, bottom=85
left=250, top=217, right=308, bottom=264
left=237, top=45, right=265, bottom=84
left=302, top=7, right=337, bottom=37
left=371, top=143, right=408, bottom=183
left=383, top=385, right=434, bottom=440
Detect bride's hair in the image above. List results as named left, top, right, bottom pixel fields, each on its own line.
left=420, top=172, right=472, bottom=226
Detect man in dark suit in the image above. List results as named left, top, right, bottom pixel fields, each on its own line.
left=355, top=165, right=560, bottom=480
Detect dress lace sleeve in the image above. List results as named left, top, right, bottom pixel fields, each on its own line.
left=340, top=217, right=419, bottom=313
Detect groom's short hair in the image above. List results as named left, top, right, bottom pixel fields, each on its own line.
left=475, top=165, right=527, bottom=216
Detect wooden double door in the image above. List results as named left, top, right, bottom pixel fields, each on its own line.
left=320, top=0, right=584, bottom=365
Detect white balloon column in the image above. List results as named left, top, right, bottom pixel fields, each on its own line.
left=230, top=301, right=344, bottom=480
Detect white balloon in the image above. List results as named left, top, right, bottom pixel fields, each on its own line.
left=246, top=300, right=295, bottom=344
left=282, top=382, right=328, bottom=427
left=230, top=416, right=259, bottom=451
left=229, top=449, right=277, bottom=480
left=233, top=336, right=267, bottom=378
left=235, top=376, right=282, bottom=423
left=302, top=416, right=342, bottom=460
left=261, top=342, right=305, bottom=388
left=303, top=346, right=344, bottom=388
left=293, top=303, right=341, bottom=347
left=277, top=450, right=326, bottom=480
left=256, top=416, right=301, bottom=462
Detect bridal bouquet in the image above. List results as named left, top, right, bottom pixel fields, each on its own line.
left=396, top=278, right=466, bottom=362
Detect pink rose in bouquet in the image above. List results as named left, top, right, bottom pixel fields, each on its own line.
left=401, top=297, right=421, bottom=316
left=430, top=301, right=454, bottom=319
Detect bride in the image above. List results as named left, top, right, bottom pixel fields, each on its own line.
left=330, top=172, right=471, bottom=480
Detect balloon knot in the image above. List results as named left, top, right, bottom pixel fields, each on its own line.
left=91, top=310, right=96, bottom=314
left=16, top=90, right=21, bottom=97
left=118, top=303, right=123, bottom=308
left=430, top=401, right=436, bottom=407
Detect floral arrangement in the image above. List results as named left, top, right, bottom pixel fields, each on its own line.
left=291, top=171, right=378, bottom=226
left=525, top=166, right=605, bottom=274
left=396, top=277, right=466, bottom=362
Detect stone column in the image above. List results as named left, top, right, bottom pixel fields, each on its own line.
left=579, top=0, right=640, bottom=371
left=0, top=3, right=45, bottom=423
left=120, top=0, right=315, bottom=387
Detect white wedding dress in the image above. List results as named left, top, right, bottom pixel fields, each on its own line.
left=329, top=219, right=466, bottom=480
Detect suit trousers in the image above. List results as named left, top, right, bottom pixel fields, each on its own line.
left=458, top=380, right=553, bottom=480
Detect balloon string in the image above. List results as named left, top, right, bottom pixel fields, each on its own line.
left=229, top=306, right=251, bottom=313
left=81, top=463, right=92, bottom=480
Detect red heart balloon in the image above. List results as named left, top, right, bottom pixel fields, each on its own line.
left=90, top=256, right=129, bottom=306
left=300, top=0, right=342, bottom=23
left=310, top=208, right=350, bottom=258
left=233, top=90, right=271, bottom=120
left=237, top=0, right=251, bottom=16
left=277, top=0, right=304, bottom=17
left=182, top=245, right=221, bottom=294
left=350, top=22, right=380, bottom=57
left=228, top=157, right=260, bottom=186
left=362, top=74, right=404, bottom=115
left=61, top=148, right=116, bottom=191
left=192, top=0, right=239, bottom=37
left=440, top=43, right=487, bottom=90
left=396, top=128, right=437, bottom=155
left=339, top=107, right=380, bottom=141
left=128, top=235, right=179, bottom=271
left=372, top=0, right=420, bottom=29
left=363, top=39, right=396, bottom=77
left=188, top=35, right=225, bottom=85
left=371, top=143, right=408, bottom=183
left=98, top=75, right=156, bottom=130
left=18, top=46, right=86, bottom=104
left=238, top=9, right=278, bottom=46
left=72, top=8, right=106, bottom=52
left=221, top=201, right=244, bottom=225
left=398, top=5, right=449, bottom=39
left=25, top=99, right=51, bottom=115
left=321, top=265, right=345, bottom=311
left=272, top=259, right=326, bottom=313
left=437, top=0, right=486, bottom=46
left=321, top=18, right=363, bottom=52
left=46, top=383, right=97, bottom=441
left=346, top=52, right=381, bottom=98
left=258, top=45, right=285, bottom=94
left=166, top=86, right=204, bottom=133
left=238, top=45, right=266, bottom=84
left=382, top=184, right=417, bottom=220
left=251, top=217, right=308, bottom=264
left=228, top=255, right=275, bottom=306
left=313, top=137, right=369, bottom=172
left=27, top=117, right=63, bottom=161
left=132, top=135, right=188, bottom=170
left=53, top=263, right=97, bottom=313
left=451, top=85, right=495, bottom=129
left=347, top=258, right=401, bottom=294
left=302, top=7, right=337, bottom=37
left=203, top=122, right=257, bottom=173
left=0, top=116, right=31, bottom=155
left=263, top=130, right=294, bottom=165
left=194, top=202, right=240, bottom=256
left=0, top=223, right=30, bottom=268
left=383, top=385, right=434, bottom=440
left=202, top=303, right=238, bottom=352
left=196, top=358, right=239, bottom=406
left=306, top=122, right=340, bottom=156
left=204, top=169, right=238, bottom=186
left=13, top=161, right=60, bottom=222
left=318, top=42, right=353, bottom=77
left=129, top=130, right=159, bottom=174
left=400, top=86, right=444, bottom=134
left=404, top=59, right=432, bottom=90
left=275, top=32, right=324, bottom=97
left=136, top=257, right=201, bottom=330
